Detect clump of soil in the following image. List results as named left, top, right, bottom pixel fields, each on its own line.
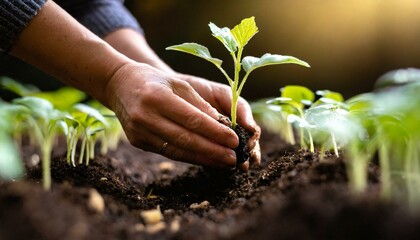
left=1, top=129, right=420, bottom=240
left=218, top=114, right=253, bottom=165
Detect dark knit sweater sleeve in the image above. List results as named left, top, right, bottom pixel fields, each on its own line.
left=54, top=0, right=143, bottom=37
left=0, top=0, right=47, bottom=52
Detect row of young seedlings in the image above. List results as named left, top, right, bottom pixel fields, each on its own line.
left=252, top=68, right=420, bottom=211
left=0, top=78, right=125, bottom=190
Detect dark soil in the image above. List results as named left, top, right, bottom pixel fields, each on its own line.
left=1, top=129, right=420, bottom=240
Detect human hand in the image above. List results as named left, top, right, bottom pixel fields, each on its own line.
left=175, top=73, right=262, bottom=171
left=104, top=62, right=240, bottom=169
left=102, top=29, right=260, bottom=170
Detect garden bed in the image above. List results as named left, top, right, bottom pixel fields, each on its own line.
left=1, top=128, right=420, bottom=240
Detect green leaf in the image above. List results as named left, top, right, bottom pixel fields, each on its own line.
left=231, top=16, right=258, bottom=49
left=316, top=90, right=344, bottom=102
left=208, top=22, right=238, bottom=53
left=281, top=85, right=315, bottom=106
left=166, top=43, right=223, bottom=67
left=33, top=87, right=86, bottom=110
left=13, top=96, right=54, bottom=120
left=0, top=77, right=39, bottom=96
left=346, top=93, right=374, bottom=112
left=313, top=90, right=346, bottom=108
left=242, top=53, right=310, bottom=73
left=374, top=68, right=420, bottom=89
left=73, top=103, right=108, bottom=127
left=305, top=104, right=362, bottom=145
left=266, top=97, right=301, bottom=115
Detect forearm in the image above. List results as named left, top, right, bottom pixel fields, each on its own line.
left=9, top=0, right=132, bottom=107
left=103, top=28, right=175, bottom=74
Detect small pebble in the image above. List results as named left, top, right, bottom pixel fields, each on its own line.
left=141, top=206, right=163, bottom=225
left=189, top=200, right=210, bottom=209
left=87, top=188, right=105, bottom=213
left=29, top=154, right=40, bottom=166
left=159, top=161, right=175, bottom=172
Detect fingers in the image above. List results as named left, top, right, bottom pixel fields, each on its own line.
left=159, top=80, right=239, bottom=149
left=250, top=140, right=261, bottom=166
left=160, top=141, right=236, bottom=169
left=236, top=97, right=259, bottom=133
left=143, top=111, right=237, bottom=166
left=188, top=80, right=262, bottom=170
left=125, top=122, right=236, bottom=169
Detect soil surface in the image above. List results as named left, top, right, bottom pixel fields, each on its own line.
left=1, top=129, right=420, bottom=240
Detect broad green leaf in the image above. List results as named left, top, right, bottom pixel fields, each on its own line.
left=287, top=114, right=314, bottom=128
left=231, top=16, right=258, bottom=49
left=65, top=115, right=79, bottom=129
left=13, top=96, right=54, bottom=120
left=208, top=22, right=237, bottom=53
left=374, top=68, right=420, bottom=89
left=166, top=43, right=223, bottom=67
left=0, top=77, right=39, bottom=96
left=281, top=85, right=315, bottom=107
left=33, top=87, right=86, bottom=110
left=346, top=93, right=374, bottom=112
left=313, top=90, right=346, bottom=108
left=73, top=103, right=107, bottom=126
left=266, top=97, right=301, bottom=115
left=316, top=90, right=344, bottom=102
left=305, top=104, right=361, bottom=145
left=242, top=53, right=310, bottom=73
left=0, top=104, right=28, bottom=129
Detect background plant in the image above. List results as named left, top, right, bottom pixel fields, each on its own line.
left=254, top=68, right=420, bottom=211
left=0, top=78, right=125, bottom=190
left=13, top=96, right=67, bottom=190
left=265, top=85, right=316, bottom=152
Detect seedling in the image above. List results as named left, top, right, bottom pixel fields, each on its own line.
left=166, top=17, right=309, bottom=129
left=88, top=100, right=126, bottom=155
left=266, top=85, right=315, bottom=151
left=251, top=99, right=295, bottom=144
left=304, top=90, right=347, bottom=157
left=71, top=103, right=107, bottom=166
left=360, top=78, right=420, bottom=209
left=0, top=77, right=126, bottom=189
left=13, top=96, right=67, bottom=190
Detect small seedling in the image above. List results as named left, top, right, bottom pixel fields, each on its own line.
left=13, top=96, right=67, bottom=190
left=266, top=85, right=315, bottom=151
left=88, top=100, right=126, bottom=155
left=71, top=103, right=107, bottom=166
left=251, top=99, right=296, bottom=144
left=166, top=17, right=309, bottom=129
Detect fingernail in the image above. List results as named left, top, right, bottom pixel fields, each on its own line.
left=246, top=117, right=257, bottom=132
left=225, top=150, right=237, bottom=167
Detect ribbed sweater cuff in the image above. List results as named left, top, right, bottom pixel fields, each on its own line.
left=0, top=0, right=47, bottom=52
left=79, top=1, right=143, bottom=37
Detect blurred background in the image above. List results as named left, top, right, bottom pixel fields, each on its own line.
left=1, top=0, right=420, bottom=101
left=126, top=0, right=420, bottom=100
